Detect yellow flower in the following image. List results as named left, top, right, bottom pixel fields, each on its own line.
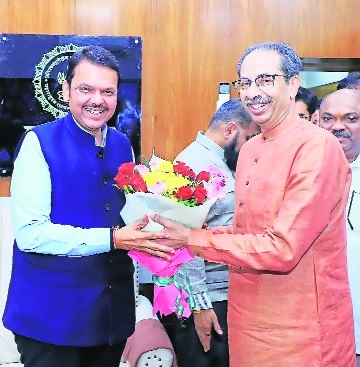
left=157, top=161, right=175, bottom=173
left=142, top=170, right=190, bottom=197
left=164, top=175, right=190, bottom=194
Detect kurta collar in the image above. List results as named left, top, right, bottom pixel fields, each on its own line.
left=260, top=117, right=300, bottom=142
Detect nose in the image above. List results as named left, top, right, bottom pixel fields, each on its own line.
left=330, top=118, right=346, bottom=131
left=244, top=82, right=263, bottom=99
left=89, top=90, right=104, bottom=104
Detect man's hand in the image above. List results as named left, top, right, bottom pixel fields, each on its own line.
left=114, top=216, right=174, bottom=259
left=150, top=214, right=191, bottom=249
left=193, top=309, right=223, bottom=352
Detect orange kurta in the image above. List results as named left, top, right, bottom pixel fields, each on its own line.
left=189, top=119, right=356, bottom=367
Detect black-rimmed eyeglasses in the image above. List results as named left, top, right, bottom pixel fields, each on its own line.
left=298, top=113, right=311, bottom=121
left=232, top=74, right=286, bottom=92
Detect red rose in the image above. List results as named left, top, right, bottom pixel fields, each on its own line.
left=118, top=162, right=136, bottom=176
left=114, top=173, right=130, bottom=189
left=193, top=185, right=207, bottom=204
left=196, top=171, right=211, bottom=182
left=130, top=173, right=147, bottom=192
left=175, top=186, right=193, bottom=200
left=174, top=162, right=196, bottom=180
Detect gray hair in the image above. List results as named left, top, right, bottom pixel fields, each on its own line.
left=209, top=98, right=252, bottom=129
left=236, top=41, right=302, bottom=83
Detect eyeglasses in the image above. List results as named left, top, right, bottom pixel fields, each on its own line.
left=232, top=74, right=286, bottom=92
left=298, top=113, right=310, bottom=121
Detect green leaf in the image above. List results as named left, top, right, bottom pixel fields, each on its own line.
left=142, top=156, right=150, bottom=168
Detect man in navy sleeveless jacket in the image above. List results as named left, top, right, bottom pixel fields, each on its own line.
left=2, top=46, right=173, bottom=367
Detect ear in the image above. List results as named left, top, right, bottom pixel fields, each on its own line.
left=289, top=75, right=301, bottom=99
left=224, top=121, right=238, bottom=139
left=62, top=80, right=70, bottom=102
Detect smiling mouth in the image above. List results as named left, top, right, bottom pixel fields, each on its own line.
left=249, top=103, right=267, bottom=110
left=84, top=107, right=107, bottom=115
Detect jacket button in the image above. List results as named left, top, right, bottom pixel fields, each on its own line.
left=103, top=178, right=108, bottom=185
left=239, top=203, right=244, bottom=208
left=254, top=158, right=258, bottom=163
left=105, top=204, right=110, bottom=211
left=245, top=181, right=249, bottom=185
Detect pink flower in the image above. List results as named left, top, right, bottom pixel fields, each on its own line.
left=147, top=182, right=167, bottom=195
left=202, top=164, right=227, bottom=199
left=204, top=180, right=227, bottom=200
left=135, top=164, right=150, bottom=175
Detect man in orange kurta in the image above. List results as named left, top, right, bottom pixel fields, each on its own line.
left=153, top=42, right=356, bottom=367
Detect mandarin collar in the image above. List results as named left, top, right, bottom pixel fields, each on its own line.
left=260, top=117, right=300, bottom=142
left=68, top=114, right=108, bottom=147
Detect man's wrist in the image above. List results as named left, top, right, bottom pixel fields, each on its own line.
left=184, top=227, right=191, bottom=245
left=193, top=308, right=211, bottom=314
left=110, top=226, right=120, bottom=251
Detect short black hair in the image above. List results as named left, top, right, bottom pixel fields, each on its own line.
left=295, top=86, right=319, bottom=115
left=209, top=98, right=252, bottom=130
left=65, top=45, right=120, bottom=86
left=337, top=72, right=360, bottom=90
left=316, top=98, right=322, bottom=110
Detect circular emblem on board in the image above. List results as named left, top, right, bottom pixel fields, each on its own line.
left=32, top=43, right=82, bottom=118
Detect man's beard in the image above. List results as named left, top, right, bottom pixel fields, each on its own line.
left=224, top=136, right=239, bottom=171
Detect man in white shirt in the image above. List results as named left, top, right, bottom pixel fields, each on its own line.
left=320, top=88, right=360, bottom=367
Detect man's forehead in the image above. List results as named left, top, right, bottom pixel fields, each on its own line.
left=322, top=90, right=360, bottom=111
left=240, top=50, right=281, bottom=75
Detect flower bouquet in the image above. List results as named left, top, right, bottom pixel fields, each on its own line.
left=114, top=155, right=227, bottom=318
